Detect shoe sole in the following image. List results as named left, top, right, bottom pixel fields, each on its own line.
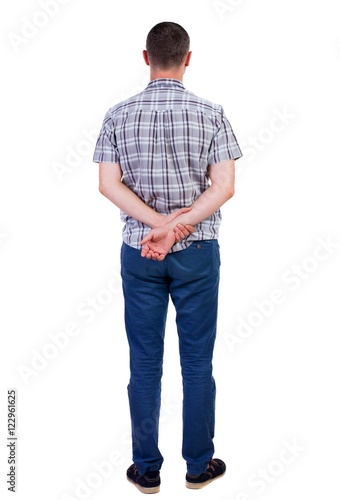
left=127, top=476, right=160, bottom=494
left=186, top=470, right=226, bottom=489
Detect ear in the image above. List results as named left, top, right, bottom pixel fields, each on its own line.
left=143, top=50, right=150, bottom=66
left=184, top=51, right=192, bottom=67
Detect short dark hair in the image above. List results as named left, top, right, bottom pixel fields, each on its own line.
left=146, top=22, right=190, bottom=69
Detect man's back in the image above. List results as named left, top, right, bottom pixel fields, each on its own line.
left=94, top=77, right=242, bottom=251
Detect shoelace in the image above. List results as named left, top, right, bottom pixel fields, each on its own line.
left=208, top=461, right=216, bottom=472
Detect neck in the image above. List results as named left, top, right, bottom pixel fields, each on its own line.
left=150, top=68, right=185, bottom=82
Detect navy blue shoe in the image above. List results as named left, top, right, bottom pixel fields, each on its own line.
left=186, top=458, right=226, bottom=489
left=127, top=464, right=160, bottom=494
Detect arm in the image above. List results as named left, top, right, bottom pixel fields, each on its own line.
left=99, top=162, right=163, bottom=228
left=140, top=159, right=235, bottom=259
left=171, top=159, right=235, bottom=227
left=98, top=162, right=195, bottom=238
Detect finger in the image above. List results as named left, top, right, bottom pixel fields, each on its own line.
left=175, top=223, right=185, bottom=230
left=174, top=229, right=186, bottom=239
left=146, top=248, right=158, bottom=260
left=140, top=233, right=153, bottom=246
left=171, top=206, right=192, bottom=218
left=174, top=224, right=189, bottom=237
left=178, top=224, right=191, bottom=236
left=145, top=250, right=153, bottom=259
left=174, top=233, right=184, bottom=242
left=185, top=225, right=195, bottom=233
left=178, top=206, right=191, bottom=214
left=141, top=244, right=150, bottom=257
left=142, top=246, right=155, bottom=259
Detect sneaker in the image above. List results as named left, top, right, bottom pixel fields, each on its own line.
left=186, top=458, right=226, bottom=489
left=126, top=464, right=160, bottom=494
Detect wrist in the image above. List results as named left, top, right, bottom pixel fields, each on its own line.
left=165, top=215, right=187, bottom=231
left=150, top=212, right=164, bottom=228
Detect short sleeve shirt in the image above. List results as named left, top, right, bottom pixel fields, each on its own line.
left=93, top=78, right=242, bottom=252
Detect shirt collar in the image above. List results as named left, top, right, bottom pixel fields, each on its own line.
left=146, top=78, right=185, bottom=90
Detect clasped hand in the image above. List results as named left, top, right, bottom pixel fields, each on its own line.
left=140, top=208, right=195, bottom=261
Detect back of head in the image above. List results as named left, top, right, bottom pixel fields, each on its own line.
left=146, top=22, right=190, bottom=70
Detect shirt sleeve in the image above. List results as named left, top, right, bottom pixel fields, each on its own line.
left=93, top=109, right=120, bottom=163
left=208, top=106, right=242, bottom=165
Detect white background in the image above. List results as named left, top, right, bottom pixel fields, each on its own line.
left=1, top=0, right=340, bottom=499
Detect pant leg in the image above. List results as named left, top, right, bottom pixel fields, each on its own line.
left=120, top=243, right=170, bottom=475
left=167, top=240, right=220, bottom=475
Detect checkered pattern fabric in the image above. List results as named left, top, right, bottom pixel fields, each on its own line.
left=93, top=78, right=242, bottom=251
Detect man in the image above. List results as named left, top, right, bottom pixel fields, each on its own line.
left=93, top=22, right=242, bottom=493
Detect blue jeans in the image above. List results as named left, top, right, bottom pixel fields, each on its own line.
left=120, top=240, right=220, bottom=476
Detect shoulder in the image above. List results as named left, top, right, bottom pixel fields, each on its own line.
left=183, top=88, right=222, bottom=112
left=103, top=89, right=147, bottom=121
left=181, top=88, right=225, bottom=125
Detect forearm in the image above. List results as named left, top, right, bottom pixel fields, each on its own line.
left=166, top=183, right=234, bottom=229
left=99, top=180, right=162, bottom=228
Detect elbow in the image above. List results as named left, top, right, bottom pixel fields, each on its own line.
left=98, top=181, right=107, bottom=195
left=224, top=185, right=235, bottom=202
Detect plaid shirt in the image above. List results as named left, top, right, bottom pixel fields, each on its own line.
left=93, top=78, right=242, bottom=252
